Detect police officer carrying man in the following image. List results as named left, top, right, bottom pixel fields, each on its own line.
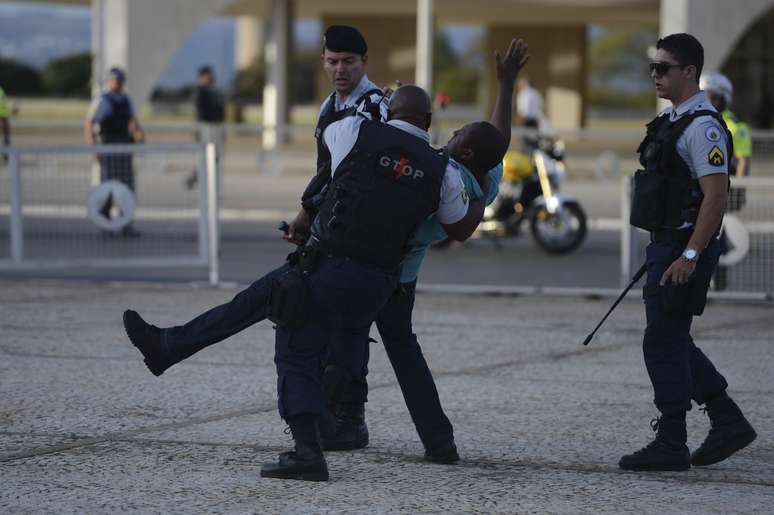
left=700, top=72, right=753, bottom=290
left=619, top=33, right=756, bottom=472
left=85, top=67, right=145, bottom=237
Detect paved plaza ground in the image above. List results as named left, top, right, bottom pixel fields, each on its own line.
left=0, top=278, right=771, bottom=513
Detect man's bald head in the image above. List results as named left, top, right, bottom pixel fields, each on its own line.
left=388, top=85, right=432, bottom=130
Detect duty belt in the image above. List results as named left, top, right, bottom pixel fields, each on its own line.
left=301, top=236, right=400, bottom=275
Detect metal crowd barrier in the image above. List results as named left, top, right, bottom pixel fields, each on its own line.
left=0, top=143, right=220, bottom=284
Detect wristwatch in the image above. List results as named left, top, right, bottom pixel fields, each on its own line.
left=681, top=248, right=699, bottom=262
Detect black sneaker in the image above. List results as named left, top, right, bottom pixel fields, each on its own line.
left=691, top=396, right=757, bottom=467
left=122, top=310, right=172, bottom=376
left=424, top=442, right=460, bottom=464
left=619, top=417, right=690, bottom=471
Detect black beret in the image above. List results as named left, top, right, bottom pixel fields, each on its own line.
left=323, top=25, right=367, bottom=55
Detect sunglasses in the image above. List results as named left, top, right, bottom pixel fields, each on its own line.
left=649, top=61, right=686, bottom=76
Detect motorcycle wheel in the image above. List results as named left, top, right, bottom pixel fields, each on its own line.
left=529, top=201, right=587, bottom=254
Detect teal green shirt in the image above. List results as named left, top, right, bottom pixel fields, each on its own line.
left=400, top=159, right=503, bottom=283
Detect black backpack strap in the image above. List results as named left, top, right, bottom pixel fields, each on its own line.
left=356, top=88, right=387, bottom=122
left=315, top=92, right=337, bottom=140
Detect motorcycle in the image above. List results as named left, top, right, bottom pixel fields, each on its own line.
left=476, top=134, right=587, bottom=254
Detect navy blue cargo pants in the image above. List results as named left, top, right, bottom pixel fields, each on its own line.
left=274, top=256, right=397, bottom=419
left=642, top=231, right=728, bottom=416
left=160, top=263, right=290, bottom=363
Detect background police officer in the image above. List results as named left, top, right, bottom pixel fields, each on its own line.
left=701, top=72, right=752, bottom=177
left=619, top=33, right=756, bottom=472
left=185, top=65, right=225, bottom=190
left=700, top=72, right=753, bottom=290
left=85, top=67, right=145, bottom=237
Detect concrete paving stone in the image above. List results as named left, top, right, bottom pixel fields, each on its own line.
left=1, top=279, right=772, bottom=513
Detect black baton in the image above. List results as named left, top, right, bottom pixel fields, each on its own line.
left=582, top=263, right=647, bottom=346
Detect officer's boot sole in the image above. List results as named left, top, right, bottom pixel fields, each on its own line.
left=260, top=462, right=329, bottom=482
left=619, top=444, right=691, bottom=472
left=424, top=450, right=460, bottom=464
left=619, top=460, right=691, bottom=472
left=691, top=422, right=757, bottom=467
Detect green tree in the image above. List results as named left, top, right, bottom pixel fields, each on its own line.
left=432, top=30, right=480, bottom=103
left=0, top=57, right=42, bottom=95
left=587, top=27, right=657, bottom=108
left=435, top=67, right=478, bottom=104
left=291, top=49, right=318, bottom=103
left=232, top=57, right=264, bottom=103
left=41, top=52, right=91, bottom=98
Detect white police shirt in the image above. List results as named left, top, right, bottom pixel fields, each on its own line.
left=323, top=115, right=469, bottom=224
left=317, top=74, right=389, bottom=120
left=663, top=90, right=729, bottom=180
left=659, top=90, right=729, bottom=229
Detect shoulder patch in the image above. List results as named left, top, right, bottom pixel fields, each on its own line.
left=708, top=145, right=725, bottom=167
left=705, top=126, right=721, bottom=142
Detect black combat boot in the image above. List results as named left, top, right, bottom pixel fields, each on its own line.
left=619, top=416, right=690, bottom=471
left=122, top=310, right=173, bottom=376
left=261, top=415, right=329, bottom=481
left=424, top=442, right=460, bottom=464
left=691, top=394, right=757, bottom=466
left=320, top=402, right=369, bottom=451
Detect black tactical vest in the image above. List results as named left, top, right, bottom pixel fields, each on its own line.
left=630, top=109, right=732, bottom=231
left=314, top=88, right=383, bottom=175
left=99, top=94, right=132, bottom=143
left=311, top=118, right=447, bottom=271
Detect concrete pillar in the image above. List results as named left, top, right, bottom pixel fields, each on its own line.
left=90, top=0, right=105, bottom=99
left=318, top=15, right=417, bottom=103
left=262, top=0, right=293, bottom=149
left=90, top=0, right=237, bottom=107
left=660, top=0, right=774, bottom=73
left=487, top=25, right=587, bottom=129
left=415, top=0, right=434, bottom=91
left=235, top=16, right=265, bottom=70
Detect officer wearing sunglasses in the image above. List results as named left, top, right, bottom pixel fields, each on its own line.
left=619, top=33, right=756, bottom=472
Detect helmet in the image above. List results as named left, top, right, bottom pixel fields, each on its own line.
left=700, top=72, right=733, bottom=103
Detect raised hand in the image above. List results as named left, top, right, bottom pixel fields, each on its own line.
left=495, top=38, right=529, bottom=85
